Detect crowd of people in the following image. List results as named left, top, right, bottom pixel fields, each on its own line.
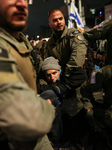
left=0, top=0, right=112, bottom=150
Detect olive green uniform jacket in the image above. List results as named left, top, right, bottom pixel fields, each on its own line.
left=84, top=19, right=112, bottom=65
left=46, top=26, right=87, bottom=70
left=0, top=27, right=55, bottom=150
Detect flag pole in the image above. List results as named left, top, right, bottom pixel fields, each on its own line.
left=78, top=0, right=82, bottom=18
left=72, top=0, right=76, bottom=28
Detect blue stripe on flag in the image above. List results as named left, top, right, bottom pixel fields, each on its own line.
left=70, top=12, right=81, bottom=25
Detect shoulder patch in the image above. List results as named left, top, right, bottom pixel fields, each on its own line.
left=0, top=47, right=8, bottom=58
left=77, top=34, right=85, bottom=41
left=90, top=72, right=97, bottom=84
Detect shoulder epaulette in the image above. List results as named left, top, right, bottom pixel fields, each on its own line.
left=67, top=28, right=81, bottom=37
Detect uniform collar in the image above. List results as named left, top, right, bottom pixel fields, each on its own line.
left=0, top=27, right=32, bottom=51
left=49, top=26, right=68, bottom=45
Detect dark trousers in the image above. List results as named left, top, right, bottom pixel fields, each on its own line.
left=40, top=90, right=63, bottom=146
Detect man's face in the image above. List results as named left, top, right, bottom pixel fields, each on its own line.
left=0, top=0, right=28, bottom=32
left=49, top=10, right=65, bottom=32
left=45, top=69, right=60, bottom=83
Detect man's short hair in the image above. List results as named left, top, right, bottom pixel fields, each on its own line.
left=39, top=35, right=43, bottom=41
left=48, top=9, right=62, bottom=20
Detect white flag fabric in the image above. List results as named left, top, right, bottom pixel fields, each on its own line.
left=69, top=0, right=84, bottom=32
left=28, top=0, right=33, bottom=4
left=68, top=19, right=74, bottom=28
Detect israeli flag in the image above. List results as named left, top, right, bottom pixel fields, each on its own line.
left=69, top=0, right=84, bottom=32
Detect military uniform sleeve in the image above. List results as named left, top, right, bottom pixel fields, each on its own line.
left=0, top=83, right=55, bottom=141
left=66, top=32, right=87, bottom=68
left=63, top=32, right=87, bottom=88
left=0, top=41, right=55, bottom=141
left=83, top=19, right=112, bottom=40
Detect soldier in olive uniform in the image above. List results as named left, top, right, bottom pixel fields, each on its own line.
left=46, top=9, right=87, bottom=97
left=83, top=19, right=112, bottom=65
left=80, top=65, right=112, bottom=150
left=0, top=0, right=55, bottom=150
left=44, top=9, right=90, bottom=149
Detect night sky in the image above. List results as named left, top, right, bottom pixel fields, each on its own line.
left=83, top=0, right=111, bottom=5
left=24, top=0, right=111, bottom=37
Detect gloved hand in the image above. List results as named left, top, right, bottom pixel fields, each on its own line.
left=52, top=81, right=71, bottom=99
left=64, top=67, right=87, bottom=88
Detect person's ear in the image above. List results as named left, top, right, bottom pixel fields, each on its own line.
left=49, top=22, right=51, bottom=28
